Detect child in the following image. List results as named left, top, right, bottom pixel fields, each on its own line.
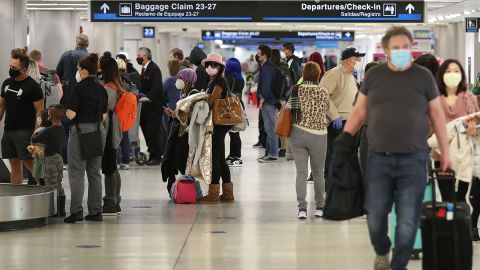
left=31, top=104, right=66, bottom=217
left=27, top=109, right=51, bottom=185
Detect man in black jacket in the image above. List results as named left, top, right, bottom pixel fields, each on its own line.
left=189, top=46, right=209, bottom=91
left=136, top=47, right=168, bottom=166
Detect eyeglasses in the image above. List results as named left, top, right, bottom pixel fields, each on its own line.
left=205, top=62, right=220, bottom=68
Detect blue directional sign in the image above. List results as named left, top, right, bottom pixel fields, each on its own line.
left=202, top=31, right=355, bottom=42
left=466, top=18, right=479, bottom=33
left=90, top=1, right=425, bottom=23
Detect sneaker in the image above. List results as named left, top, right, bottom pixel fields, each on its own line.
left=473, top=228, right=480, bottom=242
left=116, top=204, right=122, bottom=215
left=102, top=205, right=118, bottom=216
left=374, top=253, right=390, bottom=270
left=119, top=163, right=129, bottom=170
left=315, top=208, right=324, bottom=218
left=85, top=213, right=103, bottom=222
left=63, top=164, right=67, bottom=170
left=64, top=211, right=84, bottom=223
left=307, top=172, right=313, bottom=182
left=225, top=156, right=234, bottom=166
left=253, top=142, right=263, bottom=148
left=258, top=156, right=278, bottom=163
left=278, top=149, right=286, bottom=158
left=228, top=157, right=243, bottom=167
left=298, top=209, right=307, bottom=219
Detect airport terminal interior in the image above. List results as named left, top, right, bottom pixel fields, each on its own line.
left=1, top=0, right=480, bottom=269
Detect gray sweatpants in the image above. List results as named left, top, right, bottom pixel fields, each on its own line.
left=45, top=153, right=65, bottom=215
left=290, top=126, right=327, bottom=210
left=68, top=123, right=105, bottom=215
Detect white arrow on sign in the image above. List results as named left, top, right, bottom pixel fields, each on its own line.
left=100, top=3, right=110, bottom=13
left=406, top=3, right=415, bottom=14
left=345, top=32, right=351, bottom=38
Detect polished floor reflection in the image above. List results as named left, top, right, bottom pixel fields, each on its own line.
left=0, top=107, right=478, bottom=270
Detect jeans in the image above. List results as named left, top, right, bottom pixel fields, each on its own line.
left=365, top=151, right=428, bottom=270
left=120, top=132, right=131, bottom=164
left=260, top=103, right=278, bottom=158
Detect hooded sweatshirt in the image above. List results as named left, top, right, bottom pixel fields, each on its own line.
left=189, top=47, right=210, bottom=92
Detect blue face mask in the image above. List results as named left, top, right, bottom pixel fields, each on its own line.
left=390, top=49, right=411, bottom=69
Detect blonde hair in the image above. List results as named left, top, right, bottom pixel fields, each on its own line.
left=116, top=58, right=127, bottom=72
left=27, top=60, right=41, bottom=83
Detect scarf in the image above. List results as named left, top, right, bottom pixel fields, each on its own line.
left=441, top=91, right=478, bottom=122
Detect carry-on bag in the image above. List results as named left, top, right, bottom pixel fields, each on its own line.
left=421, top=169, right=473, bottom=270
left=170, top=175, right=202, bottom=204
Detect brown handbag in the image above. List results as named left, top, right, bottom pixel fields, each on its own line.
left=275, top=107, right=292, bottom=137
left=212, top=93, right=244, bottom=126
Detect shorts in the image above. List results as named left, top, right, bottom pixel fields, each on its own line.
left=1, top=129, right=34, bottom=160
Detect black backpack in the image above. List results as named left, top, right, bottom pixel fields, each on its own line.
left=272, top=66, right=287, bottom=99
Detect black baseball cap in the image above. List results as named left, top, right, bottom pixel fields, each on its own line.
left=341, top=47, right=366, bottom=60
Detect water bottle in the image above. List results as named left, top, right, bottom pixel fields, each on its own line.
left=446, top=202, right=454, bottom=221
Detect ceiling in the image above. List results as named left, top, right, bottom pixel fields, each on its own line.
left=26, top=0, right=480, bottom=36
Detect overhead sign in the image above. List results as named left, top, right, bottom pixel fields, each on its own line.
left=413, top=30, right=434, bottom=39
left=90, top=1, right=425, bottom=23
left=202, top=31, right=355, bottom=41
left=143, top=27, right=155, bottom=38
left=466, top=18, right=479, bottom=33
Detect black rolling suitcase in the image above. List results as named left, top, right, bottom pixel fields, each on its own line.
left=421, top=169, right=473, bottom=270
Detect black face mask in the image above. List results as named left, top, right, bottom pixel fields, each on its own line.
left=255, top=55, right=260, bottom=63
left=136, top=57, right=144, bottom=65
left=9, top=68, right=21, bottom=79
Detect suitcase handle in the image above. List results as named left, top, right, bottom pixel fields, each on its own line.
left=430, top=168, right=461, bottom=270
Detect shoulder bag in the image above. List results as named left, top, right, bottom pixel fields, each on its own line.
left=275, top=106, right=292, bottom=137
left=212, top=87, right=244, bottom=126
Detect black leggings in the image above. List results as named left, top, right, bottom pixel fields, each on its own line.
left=228, top=132, right=242, bottom=158
left=211, top=125, right=231, bottom=185
left=471, top=177, right=480, bottom=228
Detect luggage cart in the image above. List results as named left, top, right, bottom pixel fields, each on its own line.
left=128, top=102, right=147, bottom=166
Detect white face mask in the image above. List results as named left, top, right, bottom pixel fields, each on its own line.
left=354, top=60, right=363, bottom=71
left=206, top=66, right=219, bottom=76
left=175, top=79, right=185, bottom=90
left=75, top=70, right=82, bottom=82
left=443, top=72, right=462, bottom=89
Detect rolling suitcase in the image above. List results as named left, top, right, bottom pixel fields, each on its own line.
left=421, top=169, right=473, bottom=270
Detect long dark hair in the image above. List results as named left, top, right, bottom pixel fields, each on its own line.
left=436, top=59, right=467, bottom=97
left=100, top=56, right=124, bottom=91
left=271, top=49, right=281, bottom=66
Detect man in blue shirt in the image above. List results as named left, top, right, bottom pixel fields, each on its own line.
left=257, top=45, right=279, bottom=163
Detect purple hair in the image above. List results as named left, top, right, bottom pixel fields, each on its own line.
left=175, top=68, right=197, bottom=84
left=225, top=58, right=243, bottom=81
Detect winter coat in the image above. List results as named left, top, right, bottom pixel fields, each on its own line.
left=428, top=115, right=480, bottom=183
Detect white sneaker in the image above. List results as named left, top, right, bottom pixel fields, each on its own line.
left=315, top=208, right=324, bottom=218
left=119, top=164, right=129, bottom=170
left=298, top=210, right=307, bottom=219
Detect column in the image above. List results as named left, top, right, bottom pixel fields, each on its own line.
left=28, top=10, right=81, bottom=69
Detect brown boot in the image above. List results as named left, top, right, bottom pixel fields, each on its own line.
left=220, top=182, right=235, bottom=203
left=199, top=184, right=220, bottom=204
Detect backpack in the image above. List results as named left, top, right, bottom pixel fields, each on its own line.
left=272, top=66, right=287, bottom=99
left=114, top=91, right=138, bottom=132
left=287, top=57, right=303, bottom=85
left=39, top=70, right=61, bottom=108
left=170, top=175, right=202, bottom=204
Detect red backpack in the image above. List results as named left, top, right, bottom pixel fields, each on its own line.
left=115, top=91, right=137, bottom=132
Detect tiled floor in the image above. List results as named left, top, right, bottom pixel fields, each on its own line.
left=0, top=106, right=478, bottom=270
